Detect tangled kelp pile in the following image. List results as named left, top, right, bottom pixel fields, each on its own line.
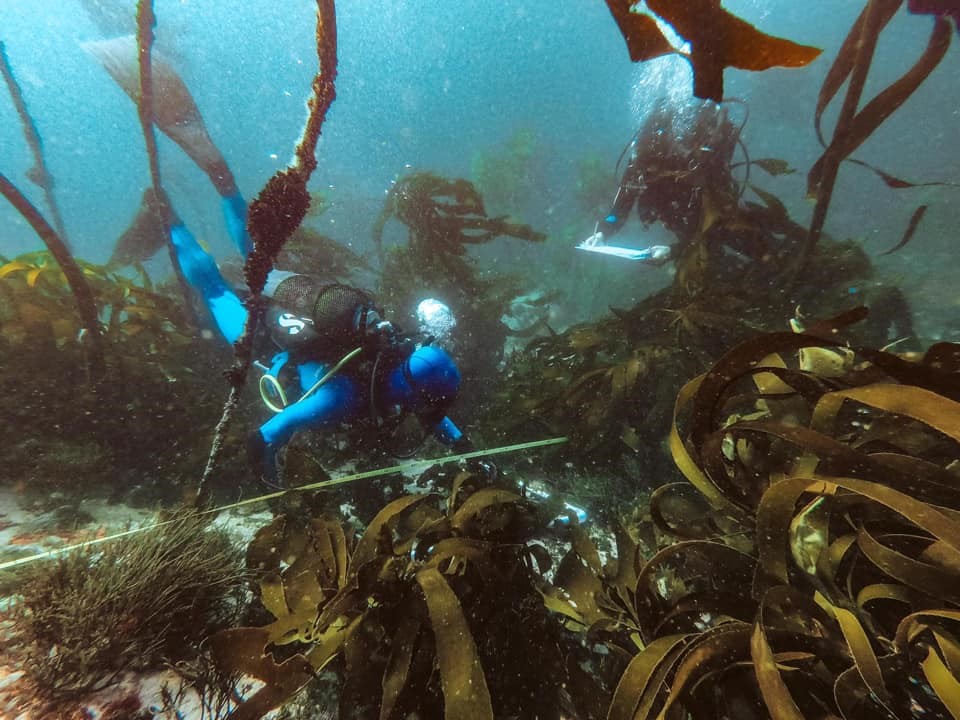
left=544, top=322, right=960, bottom=719
left=209, top=484, right=582, bottom=719
left=114, top=325, right=957, bottom=720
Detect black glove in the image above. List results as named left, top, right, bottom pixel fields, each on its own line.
left=452, top=436, right=498, bottom=483
left=246, top=430, right=284, bottom=490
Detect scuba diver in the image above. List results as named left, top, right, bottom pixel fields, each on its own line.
left=163, top=195, right=470, bottom=488
left=578, top=99, right=740, bottom=267
left=84, top=35, right=472, bottom=488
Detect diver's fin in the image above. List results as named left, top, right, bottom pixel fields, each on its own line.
left=82, top=35, right=238, bottom=197
left=221, top=191, right=252, bottom=258
left=110, top=188, right=169, bottom=266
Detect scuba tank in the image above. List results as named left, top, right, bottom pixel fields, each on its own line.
left=265, top=273, right=387, bottom=358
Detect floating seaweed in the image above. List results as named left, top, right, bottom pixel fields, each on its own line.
left=880, top=203, right=929, bottom=256
left=603, top=0, right=822, bottom=101
left=373, top=171, right=545, bottom=267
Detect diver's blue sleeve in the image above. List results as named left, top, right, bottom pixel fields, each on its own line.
left=434, top=416, right=463, bottom=445
left=598, top=152, right=643, bottom=235
left=169, top=223, right=248, bottom=344
left=258, top=361, right=361, bottom=448
left=221, top=191, right=252, bottom=259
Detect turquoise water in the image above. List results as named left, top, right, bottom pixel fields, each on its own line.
left=1, top=2, right=959, bottom=717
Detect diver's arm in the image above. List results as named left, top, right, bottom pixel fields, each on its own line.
left=248, top=364, right=360, bottom=487
left=168, top=222, right=247, bottom=344
left=597, top=156, right=643, bottom=236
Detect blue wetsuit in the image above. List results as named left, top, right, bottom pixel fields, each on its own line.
left=169, top=204, right=465, bottom=484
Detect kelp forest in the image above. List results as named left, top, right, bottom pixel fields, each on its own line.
left=0, top=1, right=959, bottom=719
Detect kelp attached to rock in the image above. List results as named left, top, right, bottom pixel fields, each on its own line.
left=210, top=481, right=579, bottom=719
left=549, top=322, right=960, bottom=719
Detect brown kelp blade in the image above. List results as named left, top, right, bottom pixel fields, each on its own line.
left=603, top=0, right=675, bottom=62
left=880, top=204, right=928, bottom=256
left=646, top=0, right=822, bottom=101
left=82, top=35, right=237, bottom=196
left=831, top=15, right=951, bottom=157
left=110, top=188, right=168, bottom=266
left=814, top=0, right=902, bottom=148
left=808, top=16, right=952, bottom=196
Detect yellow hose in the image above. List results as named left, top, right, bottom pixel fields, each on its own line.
left=259, top=346, right=363, bottom=413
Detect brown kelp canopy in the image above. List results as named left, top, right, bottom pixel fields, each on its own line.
left=546, top=322, right=960, bottom=719
left=603, top=0, right=822, bottom=100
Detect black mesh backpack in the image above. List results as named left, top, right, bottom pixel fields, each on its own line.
left=267, top=275, right=380, bottom=358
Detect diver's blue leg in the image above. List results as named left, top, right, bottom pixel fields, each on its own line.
left=169, top=223, right=247, bottom=344
left=221, top=191, right=252, bottom=258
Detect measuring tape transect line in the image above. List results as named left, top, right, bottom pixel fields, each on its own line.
left=0, top=436, right=568, bottom=572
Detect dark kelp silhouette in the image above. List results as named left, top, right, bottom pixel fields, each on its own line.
left=109, top=188, right=169, bottom=266
left=801, top=1, right=953, bottom=274
left=880, top=203, right=928, bottom=256
left=909, top=0, right=960, bottom=28
left=603, top=0, right=822, bottom=100
left=0, top=177, right=106, bottom=379
left=0, top=42, right=71, bottom=251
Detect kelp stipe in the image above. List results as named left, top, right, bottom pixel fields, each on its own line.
left=0, top=43, right=106, bottom=379
left=0, top=175, right=106, bottom=379
left=799, top=0, right=953, bottom=277
left=0, top=42, right=70, bottom=250
left=195, top=0, right=338, bottom=503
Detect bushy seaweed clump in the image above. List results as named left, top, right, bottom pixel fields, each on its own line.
left=372, top=171, right=546, bottom=415
left=9, top=512, right=246, bottom=697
